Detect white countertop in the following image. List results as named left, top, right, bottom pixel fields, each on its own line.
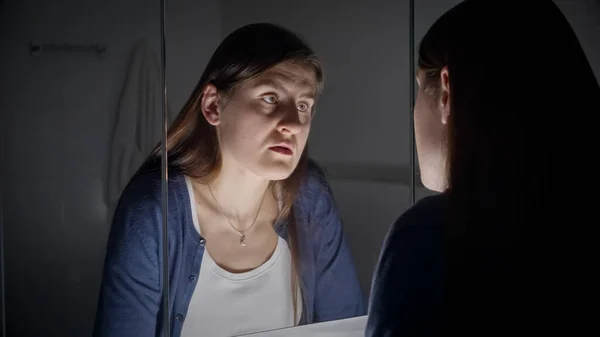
left=236, top=315, right=367, bottom=337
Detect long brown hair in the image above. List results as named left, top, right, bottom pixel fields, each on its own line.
left=418, top=0, right=599, bottom=333
left=146, top=23, right=324, bottom=323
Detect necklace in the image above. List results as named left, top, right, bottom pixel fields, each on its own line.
left=205, top=183, right=268, bottom=247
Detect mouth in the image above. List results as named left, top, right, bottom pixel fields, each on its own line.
left=269, top=143, right=293, bottom=156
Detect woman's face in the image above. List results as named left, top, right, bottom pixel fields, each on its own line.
left=202, top=60, right=317, bottom=181
left=414, top=67, right=451, bottom=192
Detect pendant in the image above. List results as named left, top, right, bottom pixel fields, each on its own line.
left=240, top=235, right=246, bottom=247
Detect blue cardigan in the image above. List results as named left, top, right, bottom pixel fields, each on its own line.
left=93, top=160, right=366, bottom=337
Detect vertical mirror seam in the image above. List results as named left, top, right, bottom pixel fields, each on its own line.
left=0, top=184, right=5, bottom=337
left=409, top=0, right=416, bottom=206
left=160, top=0, right=170, bottom=336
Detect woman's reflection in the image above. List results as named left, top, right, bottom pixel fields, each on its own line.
left=366, top=0, right=599, bottom=336
left=93, top=23, right=365, bottom=337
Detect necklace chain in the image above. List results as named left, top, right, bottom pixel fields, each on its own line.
left=204, top=183, right=268, bottom=247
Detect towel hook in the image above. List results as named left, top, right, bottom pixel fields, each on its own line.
left=29, top=41, right=107, bottom=57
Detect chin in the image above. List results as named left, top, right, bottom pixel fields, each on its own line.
left=260, top=167, right=295, bottom=181
left=253, top=160, right=297, bottom=181
left=420, top=173, right=446, bottom=193
left=421, top=179, right=438, bottom=192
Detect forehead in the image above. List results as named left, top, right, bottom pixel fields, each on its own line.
left=248, top=61, right=318, bottom=95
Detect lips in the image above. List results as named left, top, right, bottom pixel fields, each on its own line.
left=269, top=144, right=293, bottom=156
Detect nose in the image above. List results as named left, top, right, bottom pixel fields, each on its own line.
left=277, top=104, right=302, bottom=135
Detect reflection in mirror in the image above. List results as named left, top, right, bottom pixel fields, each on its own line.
left=136, top=22, right=370, bottom=337
left=160, top=0, right=417, bottom=336
left=0, top=0, right=165, bottom=336
left=367, top=0, right=600, bottom=336
left=220, top=0, right=414, bottom=318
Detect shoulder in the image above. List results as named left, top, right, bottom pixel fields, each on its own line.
left=383, top=194, right=446, bottom=253
left=108, top=169, right=191, bottom=259
left=301, top=159, right=330, bottom=193
left=298, top=158, right=333, bottom=202
left=120, top=168, right=187, bottom=205
left=393, top=194, right=446, bottom=231
left=116, top=169, right=162, bottom=216
left=113, top=168, right=187, bottom=226
left=367, top=194, right=446, bottom=335
left=295, top=158, right=336, bottom=216
left=374, top=194, right=447, bottom=290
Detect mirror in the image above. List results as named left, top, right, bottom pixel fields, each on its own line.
left=161, top=0, right=600, bottom=336
left=0, top=0, right=166, bottom=336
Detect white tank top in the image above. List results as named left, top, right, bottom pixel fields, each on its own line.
left=181, top=177, right=301, bottom=337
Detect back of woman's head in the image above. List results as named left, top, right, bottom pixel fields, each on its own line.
left=419, top=0, right=598, bottom=197
left=418, top=0, right=599, bottom=332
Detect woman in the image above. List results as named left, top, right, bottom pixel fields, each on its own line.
left=366, top=1, right=599, bottom=336
left=94, top=23, right=365, bottom=337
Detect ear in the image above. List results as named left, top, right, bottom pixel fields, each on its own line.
left=201, top=83, right=221, bottom=126
left=439, top=67, right=451, bottom=125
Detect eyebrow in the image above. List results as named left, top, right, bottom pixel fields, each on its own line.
left=254, top=79, right=286, bottom=93
left=253, top=78, right=316, bottom=100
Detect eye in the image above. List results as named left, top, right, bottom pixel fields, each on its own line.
left=263, top=95, right=277, bottom=104
left=297, top=102, right=309, bottom=112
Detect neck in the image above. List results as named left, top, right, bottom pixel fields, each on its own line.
left=202, top=157, right=271, bottom=224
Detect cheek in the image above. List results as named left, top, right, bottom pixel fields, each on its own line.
left=413, top=95, right=429, bottom=140
left=413, top=92, right=443, bottom=158
left=219, top=111, right=260, bottom=151
left=296, top=124, right=311, bottom=148
left=222, top=103, right=267, bottom=133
